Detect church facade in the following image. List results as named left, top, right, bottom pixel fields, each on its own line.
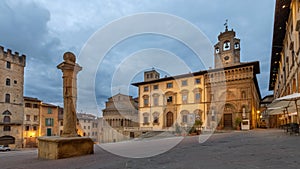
left=132, top=27, right=261, bottom=130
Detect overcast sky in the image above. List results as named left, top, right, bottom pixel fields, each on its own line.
left=0, top=0, right=275, bottom=116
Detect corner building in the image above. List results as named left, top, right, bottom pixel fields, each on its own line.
left=133, top=27, right=261, bottom=130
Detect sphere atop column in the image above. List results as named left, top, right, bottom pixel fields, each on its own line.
left=63, top=52, right=76, bottom=63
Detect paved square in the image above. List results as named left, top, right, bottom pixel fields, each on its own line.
left=0, top=129, right=299, bottom=169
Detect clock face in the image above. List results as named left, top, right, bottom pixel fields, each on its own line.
left=224, top=56, right=230, bottom=61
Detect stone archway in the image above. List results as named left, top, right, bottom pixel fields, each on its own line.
left=166, top=112, right=174, bottom=127
left=0, top=135, right=15, bottom=145
left=222, top=103, right=236, bottom=129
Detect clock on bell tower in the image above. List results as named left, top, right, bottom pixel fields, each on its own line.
left=214, top=21, right=241, bottom=69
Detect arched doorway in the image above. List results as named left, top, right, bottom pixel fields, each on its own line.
left=166, top=112, right=173, bottom=127
left=223, top=103, right=235, bottom=129
left=0, top=135, right=15, bottom=145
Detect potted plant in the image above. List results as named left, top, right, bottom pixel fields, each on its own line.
left=235, top=117, right=242, bottom=130
left=194, top=119, right=203, bottom=135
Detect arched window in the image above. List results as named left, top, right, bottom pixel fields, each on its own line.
left=223, top=40, right=230, bottom=51
left=5, top=94, right=10, bottom=103
left=3, top=116, right=10, bottom=123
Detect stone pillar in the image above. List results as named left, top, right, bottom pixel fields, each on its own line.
left=57, top=52, right=82, bottom=137
left=38, top=52, right=93, bottom=160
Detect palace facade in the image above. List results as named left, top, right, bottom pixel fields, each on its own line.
left=133, top=27, right=261, bottom=131
left=269, top=0, right=300, bottom=126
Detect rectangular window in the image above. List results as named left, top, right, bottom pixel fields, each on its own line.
left=26, top=115, right=30, bottom=121
left=4, top=125, right=11, bottom=131
left=48, top=108, right=52, bottom=114
left=5, top=94, right=10, bottom=103
left=88, top=126, right=90, bottom=129
left=195, top=93, right=201, bottom=102
left=182, top=115, right=188, bottom=123
left=25, top=125, right=30, bottom=131
left=153, top=117, right=159, bottom=124
left=34, top=115, right=38, bottom=122
left=144, top=86, right=149, bottom=92
left=167, top=96, right=173, bottom=103
left=25, top=103, right=32, bottom=108
left=33, top=126, right=37, bottom=131
left=153, top=85, right=159, bottom=90
left=45, top=118, right=54, bottom=126
left=143, top=116, right=149, bottom=124
left=14, top=80, right=17, bottom=84
left=95, top=132, right=97, bottom=136
left=6, top=78, right=10, bottom=86
left=153, top=97, right=159, bottom=106
left=33, top=104, right=39, bottom=108
left=144, top=98, right=149, bottom=106
left=195, top=78, right=201, bottom=84
left=166, top=82, right=173, bottom=88
left=6, top=61, right=11, bottom=69
left=60, top=121, right=63, bottom=126
left=181, top=80, right=188, bottom=86
left=84, top=126, right=86, bottom=129
left=182, top=94, right=188, bottom=104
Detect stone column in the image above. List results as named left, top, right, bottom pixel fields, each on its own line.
left=57, top=52, right=82, bottom=137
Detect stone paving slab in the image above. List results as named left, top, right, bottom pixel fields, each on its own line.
left=0, top=129, right=299, bottom=169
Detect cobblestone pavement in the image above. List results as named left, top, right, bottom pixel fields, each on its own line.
left=0, top=129, right=299, bottom=169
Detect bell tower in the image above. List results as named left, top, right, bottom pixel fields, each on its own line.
left=214, top=21, right=241, bottom=68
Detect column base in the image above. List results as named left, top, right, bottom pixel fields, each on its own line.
left=38, top=136, right=94, bottom=160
